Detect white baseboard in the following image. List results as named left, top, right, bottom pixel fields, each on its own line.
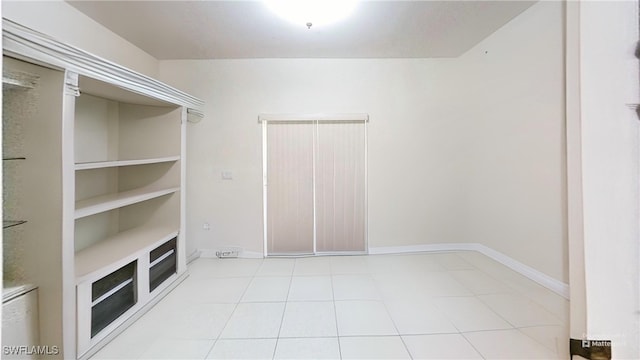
left=196, top=243, right=569, bottom=299
left=237, top=250, right=264, bottom=259
left=368, top=243, right=477, bottom=255
left=187, top=250, right=201, bottom=264
left=368, top=243, right=569, bottom=299
left=474, top=244, right=570, bottom=299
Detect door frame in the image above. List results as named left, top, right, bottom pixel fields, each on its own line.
left=260, top=113, right=369, bottom=257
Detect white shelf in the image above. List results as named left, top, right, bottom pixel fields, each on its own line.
left=2, top=284, right=38, bottom=303
left=75, top=186, right=179, bottom=219
left=75, top=156, right=180, bottom=171
left=75, top=224, right=178, bottom=281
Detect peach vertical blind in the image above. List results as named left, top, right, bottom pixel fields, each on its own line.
left=315, top=121, right=366, bottom=252
left=266, top=121, right=315, bottom=254
left=262, top=114, right=367, bottom=255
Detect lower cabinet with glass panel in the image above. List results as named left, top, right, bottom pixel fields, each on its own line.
left=76, top=235, right=180, bottom=355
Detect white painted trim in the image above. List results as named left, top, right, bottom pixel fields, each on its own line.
left=74, top=156, right=180, bottom=171
left=369, top=243, right=570, bottom=299
left=178, top=108, right=188, bottom=276
left=61, top=70, right=78, bottom=360
left=258, top=113, right=369, bottom=122
left=240, top=251, right=265, bottom=259
left=262, top=120, right=269, bottom=257
left=2, top=19, right=204, bottom=111
left=475, top=244, right=570, bottom=299
left=363, top=121, right=369, bottom=254
left=198, top=242, right=569, bottom=298
left=186, top=250, right=202, bottom=264
left=368, top=243, right=477, bottom=255
left=312, top=122, right=317, bottom=254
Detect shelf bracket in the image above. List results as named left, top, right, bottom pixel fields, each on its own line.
left=64, top=71, right=80, bottom=97
left=186, top=108, right=204, bottom=123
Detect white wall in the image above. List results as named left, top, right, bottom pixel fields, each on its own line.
left=577, top=1, right=640, bottom=357
left=158, top=59, right=465, bottom=258
left=2, top=0, right=159, bottom=78
left=159, top=1, right=566, bottom=283
left=452, top=1, right=567, bottom=282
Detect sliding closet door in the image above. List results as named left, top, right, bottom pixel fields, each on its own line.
left=315, top=121, right=366, bottom=252
left=266, top=122, right=314, bottom=254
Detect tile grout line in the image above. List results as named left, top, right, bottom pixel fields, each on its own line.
left=270, top=260, right=296, bottom=360
left=475, top=293, right=566, bottom=329
left=330, top=268, right=343, bottom=360
left=459, top=331, right=488, bottom=360
left=100, top=254, right=567, bottom=360
left=202, top=258, right=265, bottom=359
left=514, top=326, right=566, bottom=357
left=426, top=255, right=485, bottom=360
left=456, top=252, right=567, bottom=317
left=367, top=263, right=413, bottom=360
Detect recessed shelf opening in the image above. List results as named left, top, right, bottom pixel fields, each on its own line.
left=74, top=193, right=179, bottom=255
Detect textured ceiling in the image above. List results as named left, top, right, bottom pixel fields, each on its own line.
left=67, top=1, right=536, bottom=59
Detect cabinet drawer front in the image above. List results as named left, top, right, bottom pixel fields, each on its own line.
left=91, top=280, right=135, bottom=338
left=91, top=262, right=136, bottom=302
left=149, top=238, right=177, bottom=292
left=150, top=237, right=177, bottom=263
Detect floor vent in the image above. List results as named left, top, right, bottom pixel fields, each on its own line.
left=215, top=248, right=240, bottom=258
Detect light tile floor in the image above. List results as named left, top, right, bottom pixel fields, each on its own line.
left=91, top=252, right=569, bottom=359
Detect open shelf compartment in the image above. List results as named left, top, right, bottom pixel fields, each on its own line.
left=75, top=156, right=180, bottom=171
left=75, top=185, right=179, bottom=219
left=75, top=224, right=178, bottom=282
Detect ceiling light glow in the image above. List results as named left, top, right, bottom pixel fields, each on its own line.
left=264, top=0, right=358, bottom=28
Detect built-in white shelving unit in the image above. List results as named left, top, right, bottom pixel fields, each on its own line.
left=75, top=185, right=180, bottom=219
left=75, top=156, right=180, bottom=171
left=2, top=18, right=204, bottom=359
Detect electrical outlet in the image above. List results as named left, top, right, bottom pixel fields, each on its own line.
left=221, top=171, right=233, bottom=180
left=203, top=222, right=210, bottom=230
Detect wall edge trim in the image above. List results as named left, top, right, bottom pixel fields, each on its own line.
left=368, top=243, right=570, bottom=299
